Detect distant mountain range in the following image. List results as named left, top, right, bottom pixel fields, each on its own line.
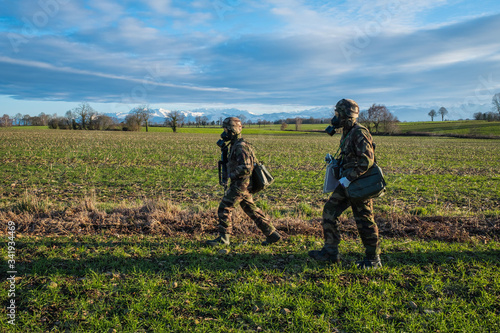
left=105, top=102, right=492, bottom=124
left=105, top=107, right=333, bottom=124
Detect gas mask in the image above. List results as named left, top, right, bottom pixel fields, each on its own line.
left=216, top=138, right=226, bottom=148
left=325, top=112, right=344, bottom=136
left=220, top=129, right=233, bottom=142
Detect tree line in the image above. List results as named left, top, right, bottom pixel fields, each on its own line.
left=4, top=96, right=499, bottom=131
left=1, top=103, right=156, bottom=131
left=0, top=103, right=400, bottom=134
left=427, top=93, right=500, bottom=121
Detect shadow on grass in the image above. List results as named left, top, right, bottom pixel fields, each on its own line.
left=6, top=238, right=499, bottom=279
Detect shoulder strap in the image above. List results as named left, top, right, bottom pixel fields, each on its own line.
left=333, top=126, right=357, bottom=159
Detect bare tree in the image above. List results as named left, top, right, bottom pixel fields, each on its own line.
left=201, top=116, right=209, bottom=127
left=438, top=107, right=448, bottom=121
left=365, top=104, right=399, bottom=133
left=38, top=112, right=49, bottom=126
left=492, top=93, right=500, bottom=115
left=382, top=110, right=399, bottom=134
left=0, top=114, right=12, bottom=127
left=23, top=114, right=31, bottom=126
left=165, top=111, right=185, bottom=133
left=166, top=111, right=184, bottom=133
left=14, top=113, right=23, bottom=126
left=358, top=110, right=371, bottom=131
left=367, top=104, right=386, bottom=133
left=473, top=111, right=500, bottom=121
left=88, top=109, right=98, bottom=129
left=195, top=115, right=202, bottom=127
left=295, top=117, right=302, bottom=131
left=74, top=102, right=95, bottom=129
left=65, top=110, right=76, bottom=129
left=131, top=105, right=153, bottom=132
left=428, top=109, right=437, bottom=121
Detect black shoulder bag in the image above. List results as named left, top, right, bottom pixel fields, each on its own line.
left=345, top=139, right=386, bottom=201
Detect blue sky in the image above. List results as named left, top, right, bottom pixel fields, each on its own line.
left=1, top=0, right=500, bottom=120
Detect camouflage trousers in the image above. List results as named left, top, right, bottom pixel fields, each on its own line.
left=217, top=178, right=275, bottom=236
left=323, top=185, right=380, bottom=256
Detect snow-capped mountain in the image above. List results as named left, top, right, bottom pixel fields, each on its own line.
left=106, top=107, right=333, bottom=124
left=105, top=102, right=490, bottom=124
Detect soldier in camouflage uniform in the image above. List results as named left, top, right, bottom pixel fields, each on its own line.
left=309, top=99, right=382, bottom=269
left=206, top=117, right=281, bottom=247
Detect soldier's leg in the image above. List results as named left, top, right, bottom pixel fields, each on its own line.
left=207, top=185, right=244, bottom=246
left=216, top=184, right=242, bottom=235
left=240, top=192, right=276, bottom=236
left=206, top=191, right=235, bottom=246
left=322, top=186, right=350, bottom=248
left=352, top=199, right=380, bottom=258
left=309, top=186, right=349, bottom=261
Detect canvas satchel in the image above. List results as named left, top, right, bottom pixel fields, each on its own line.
left=345, top=163, right=386, bottom=200
left=250, top=162, right=274, bottom=193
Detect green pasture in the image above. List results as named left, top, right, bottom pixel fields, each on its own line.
left=8, top=119, right=500, bottom=137
left=397, top=120, right=500, bottom=136
left=0, top=128, right=498, bottom=218
left=150, top=120, right=500, bottom=137
left=1, top=235, right=499, bottom=332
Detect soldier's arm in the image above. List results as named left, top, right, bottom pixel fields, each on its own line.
left=346, top=128, right=374, bottom=181
left=230, top=143, right=253, bottom=179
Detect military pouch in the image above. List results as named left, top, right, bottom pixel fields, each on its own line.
left=346, top=163, right=386, bottom=201
left=250, top=163, right=274, bottom=194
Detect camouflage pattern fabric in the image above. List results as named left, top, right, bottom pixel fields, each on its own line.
left=228, top=138, right=254, bottom=180
left=323, top=122, right=380, bottom=257
left=340, top=123, right=375, bottom=181
left=217, top=137, right=276, bottom=236
left=323, top=186, right=380, bottom=256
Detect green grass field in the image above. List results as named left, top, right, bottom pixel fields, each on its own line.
left=1, top=235, right=499, bottom=332
left=0, top=128, right=498, bottom=217
left=397, top=120, right=500, bottom=136
left=0, top=125, right=499, bottom=332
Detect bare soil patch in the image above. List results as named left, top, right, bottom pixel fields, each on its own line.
left=1, top=204, right=498, bottom=242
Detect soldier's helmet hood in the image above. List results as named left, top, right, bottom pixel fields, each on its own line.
left=222, top=117, right=242, bottom=135
left=335, top=99, right=359, bottom=119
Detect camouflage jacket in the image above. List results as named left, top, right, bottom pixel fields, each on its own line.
left=228, top=138, right=255, bottom=180
left=339, top=123, right=375, bottom=181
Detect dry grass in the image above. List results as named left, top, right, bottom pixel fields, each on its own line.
left=1, top=198, right=498, bottom=243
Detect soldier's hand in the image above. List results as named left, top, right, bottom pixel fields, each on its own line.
left=339, top=177, right=351, bottom=188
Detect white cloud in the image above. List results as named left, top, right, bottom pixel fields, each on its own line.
left=1, top=1, right=500, bottom=119
left=398, top=44, right=500, bottom=72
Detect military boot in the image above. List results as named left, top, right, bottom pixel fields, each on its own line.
left=261, top=231, right=281, bottom=246
left=356, top=255, right=382, bottom=269
left=205, top=233, right=230, bottom=247
left=308, top=246, right=341, bottom=263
